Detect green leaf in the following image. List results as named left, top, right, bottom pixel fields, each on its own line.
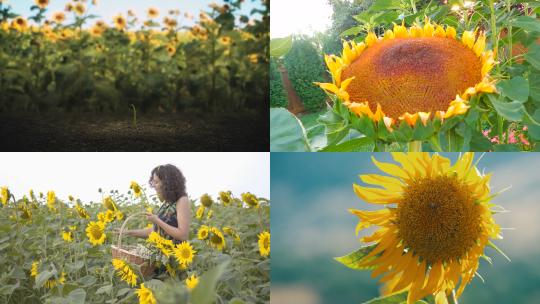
left=493, top=144, right=521, bottom=152
left=35, top=270, right=55, bottom=288
left=526, top=109, right=540, bottom=140
left=270, top=108, right=311, bottom=152
left=369, top=0, right=402, bottom=11
left=270, top=36, right=293, bottom=58
left=497, top=76, right=529, bottom=103
left=530, top=71, right=540, bottom=103
left=320, top=137, right=375, bottom=152
left=191, top=258, right=231, bottom=304
left=95, top=284, right=113, bottom=295
left=334, top=245, right=377, bottom=270
left=525, top=43, right=540, bottom=70
left=511, top=16, right=540, bottom=33
left=0, top=283, right=19, bottom=296
left=470, top=130, right=493, bottom=151
left=318, top=108, right=350, bottom=146
left=341, top=26, right=363, bottom=37
left=68, top=288, right=86, bottom=304
left=487, top=94, right=526, bottom=121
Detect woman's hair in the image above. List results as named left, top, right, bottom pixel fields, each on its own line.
left=149, top=164, right=187, bottom=203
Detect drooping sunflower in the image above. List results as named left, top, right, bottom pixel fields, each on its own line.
left=316, top=19, right=496, bottom=130
left=52, top=12, right=65, bottom=24
left=113, top=14, right=127, bottom=30
left=147, top=7, right=159, bottom=19
left=219, top=191, right=232, bottom=206
left=173, top=241, right=197, bottom=267
left=258, top=231, right=270, bottom=257
left=130, top=181, right=142, bottom=197
left=186, top=274, right=199, bottom=290
left=44, top=272, right=66, bottom=289
left=1, top=186, right=9, bottom=205
left=241, top=192, right=259, bottom=208
left=347, top=153, right=503, bottom=303
left=35, top=0, right=49, bottom=10
left=103, top=196, right=118, bottom=212
left=111, top=259, right=138, bottom=287
left=75, top=203, right=90, bottom=219
left=47, top=191, right=56, bottom=212
left=200, top=193, right=213, bottom=207
left=86, top=221, right=106, bottom=246
left=147, top=231, right=174, bottom=256
left=73, top=3, right=86, bottom=16
left=136, top=283, right=157, bottom=304
left=198, top=225, right=209, bottom=240
left=209, top=227, right=226, bottom=251
left=196, top=205, right=205, bottom=219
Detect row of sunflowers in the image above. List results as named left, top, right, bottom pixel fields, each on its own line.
left=0, top=0, right=269, bottom=112
left=0, top=183, right=270, bottom=303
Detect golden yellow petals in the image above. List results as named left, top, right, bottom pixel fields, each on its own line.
left=446, top=26, right=457, bottom=39
left=409, top=25, right=423, bottom=37
left=423, top=21, right=434, bottom=37
left=384, top=29, right=395, bottom=40
left=365, top=32, right=378, bottom=47
left=393, top=23, right=408, bottom=38
left=353, top=184, right=401, bottom=204
left=434, top=25, right=446, bottom=38
left=462, top=30, right=475, bottom=49
left=360, top=174, right=403, bottom=192
left=473, top=34, right=486, bottom=57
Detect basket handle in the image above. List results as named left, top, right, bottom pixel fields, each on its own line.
left=117, top=212, right=149, bottom=248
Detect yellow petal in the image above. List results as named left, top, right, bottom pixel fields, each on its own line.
left=434, top=25, right=446, bottom=37
left=418, top=112, right=430, bottom=126
left=315, top=82, right=339, bottom=94
left=360, top=174, right=404, bottom=192
left=461, top=30, right=475, bottom=49
left=446, top=26, right=456, bottom=39
left=371, top=156, right=409, bottom=181
left=475, top=79, right=497, bottom=93
left=393, top=22, right=408, bottom=38
left=399, top=112, right=418, bottom=127
left=365, top=32, right=378, bottom=47
left=384, top=29, right=395, bottom=40
left=410, top=24, right=423, bottom=37
left=341, top=77, right=355, bottom=90
left=423, top=19, right=434, bottom=37
left=353, top=184, right=402, bottom=204
left=383, top=116, right=394, bottom=131
left=473, top=33, right=486, bottom=57
left=435, top=291, right=449, bottom=304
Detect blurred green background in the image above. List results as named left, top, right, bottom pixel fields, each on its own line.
left=271, top=153, right=540, bottom=304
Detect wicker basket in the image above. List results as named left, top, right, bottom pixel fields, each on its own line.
left=111, top=212, right=155, bottom=278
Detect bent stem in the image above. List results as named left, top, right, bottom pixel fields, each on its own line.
left=408, top=140, right=422, bottom=152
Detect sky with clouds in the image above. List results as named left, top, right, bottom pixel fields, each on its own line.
left=0, top=152, right=269, bottom=204
left=271, top=153, right=540, bottom=303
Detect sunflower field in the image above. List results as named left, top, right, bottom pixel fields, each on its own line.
left=0, top=185, right=270, bottom=304
left=0, top=0, right=268, bottom=113
left=270, top=0, right=540, bottom=152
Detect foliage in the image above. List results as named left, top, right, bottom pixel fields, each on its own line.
left=0, top=185, right=270, bottom=304
left=283, top=36, right=328, bottom=112
left=269, top=58, right=287, bottom=108
left=0, top=0, right=269, bottom=113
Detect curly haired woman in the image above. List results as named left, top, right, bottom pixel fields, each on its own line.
left=124, top=164, right=191, bottom=243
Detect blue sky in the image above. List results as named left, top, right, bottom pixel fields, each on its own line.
left=271, top=153, right=540, bottom=303
left=4, top=0, right=264, bottom=27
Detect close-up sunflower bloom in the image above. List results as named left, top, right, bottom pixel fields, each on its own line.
left=345, top=153, right=504, bottom=304
left=316, top=19, right=496, bottom=132
left=86, top=221, right=106, bottom=246
left=173, top=241, right=196, bottom=267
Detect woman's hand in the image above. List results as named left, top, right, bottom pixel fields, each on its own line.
left=146, top=212, right=160, bottom=225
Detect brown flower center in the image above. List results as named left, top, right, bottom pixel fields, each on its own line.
left=342, top=37, right=482, bottom=119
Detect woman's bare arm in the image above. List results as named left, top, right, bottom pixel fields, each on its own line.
left=125, top=227, right=153, bottom=239
left=153, top=196, right=191, bottom=241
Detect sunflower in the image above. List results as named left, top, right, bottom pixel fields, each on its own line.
left=62, top=230, right=73, bottom=242
left=218, top=191, right=232, bottom=206
left=200, top=193, right=213, bottom=207
left=86, top=221, right=106, bottom=246
left=35, top=0, right=49, bottom=9
left=147, top=231, right=174, bottom=256
left=167, top=44, right=176, bottom=56
left=30, top=261, right=39, bottom=278
left=44, top=272, right=66, bottom=289
left=130, top=181, right=142, bottom=197
left=219, top=36, right=232, bottom=45
left=196, top=205, right=205, bottom=219
left=73, top=3, right=85, bottom=16
left=1, top=186, right=9, bottom=205
left=20, top=205, right=32, bottom=220
left=147, top=7, right=159, bottom=19
left=198, top=225, right=209, bottom=240
left=113, top=14, right=127, bottom=30
left=258, top=231, right=270, bottom=257
left=111, top=259, right=138, bottom=287
left=47, top=191, right=56, bottom=212
left=64, top=3, right=73, bottom=12
left=186, top=274, right=199, bottom=290
left=75, top=203, right=90, bottom=219
left=316, top=19, right=496, bottom=130
left=347, top=153, right=503, bottom=304
left=90, top=25, right=104, bottom=37
left=241, top=192, right=259, bottom=208
left=209, top=227, right=226, bottom=251
left=206, top=210, right=213, bottom=219
left=103, top=196, right=118, bottom=212
left=135, top=283, right=157, bottom=304
left=173, top=241, right=197, bottom=267
left=52, top=12, right=65, bottom=24
left=98, top=210, right=115, bottom=223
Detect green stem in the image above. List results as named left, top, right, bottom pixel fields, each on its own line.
left=407, top=140, right=422, bottom=152
left=447, top=290, right=458, bottom=304
left=130, top=104, right=137, bottom=127
left=429, top=135, right=443, bottom=152
left=488, top=0, right=500, bottom=73
left=505, top=0, right=512, bottom=67
left=498, top=115, right=504, bottom=144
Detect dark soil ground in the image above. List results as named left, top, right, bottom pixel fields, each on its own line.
left=0, top=110, right=268, bottom=151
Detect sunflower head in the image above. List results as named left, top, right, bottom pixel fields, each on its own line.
left=241, top=192, right=259, bottom=208
left=73, top=3, right=86, bottom=16
left=130, top=181, right=142, bottom=197
left=209, top=227, right=226, bottom=251
left=1, top=186, right=9, bottom=205
left=35, top=0, right=49, bottom=9
left=258, top=231, right=270, bottom=257
left=174, top=241, right=197, bottom=267
left=346, top=153, right=503, bottom=303
left=219, top=191, right=232, bottom=206
left=317, top=19, right=497, bottom=133
left=196, top=205, right=205, bottom=219
left=52, top=12, right=65, bottom=24
left=103, top=196, right=117, bottom=212
left=113, top=14, right=127, bottom=30
left=112, top=259, right=138, bottom=287
left=186, top=274, right=199, bottom=290
left=198, top=225, right=209, bottom=240
left=136, top=283, right=157, bottom=304
left=200, top=193, right=213, bottom=207
left=62, top=230, right=73, bottom=242
left=147, top=7, right=159, bottom=19
left=86, top=221, right=106, bottom=246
